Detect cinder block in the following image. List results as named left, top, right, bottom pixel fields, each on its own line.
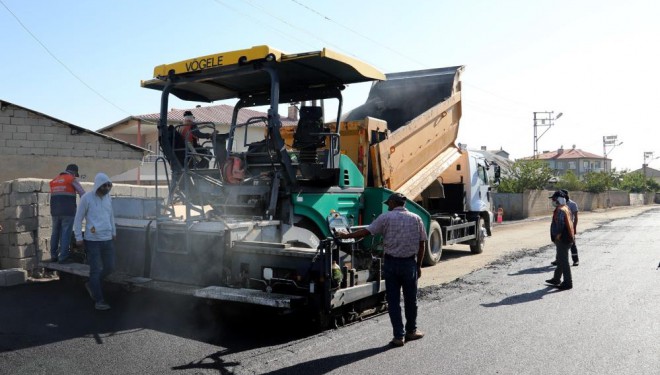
left=9, top=192, right=37, bottom=206
left=37, top=193, right=50, bottom=205
left=7, top=244, right=35, bottom=258
left=4, top=218, right=38, bottom=232
left=3, top=204, right=37, bottom=220
left=8, top=232, right=34, bottom=246
left=12, top=179, right=43, bottom=193
left=0, top=256, right=36, bottom=271
left=0, top=268, right=28, bottom=287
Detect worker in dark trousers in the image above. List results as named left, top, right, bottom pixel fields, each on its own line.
left=551, top=189, right=579, bottom=266
left=546, top=190, right=575, bottom=290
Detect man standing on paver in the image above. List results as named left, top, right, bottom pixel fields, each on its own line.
left=49, top=164, right=85, bottom=263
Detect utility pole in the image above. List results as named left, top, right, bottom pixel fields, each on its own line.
left=602, top=135, right=623, bottom=173
left=643, top=151, right=658, bottom=178
left=533, top=111, right=562, bottom=158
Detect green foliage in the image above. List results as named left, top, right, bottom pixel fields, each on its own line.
left=497, top=159, right=554, bottom=193
left=582, top=171, right=611, bottom=193
left=647, top=178, right=660, bottom=192
left=554, top=170, right=584, bottom=191
left=618, top=172, right=659, bottom=193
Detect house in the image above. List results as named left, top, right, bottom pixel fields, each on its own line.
left=0, top=99, right=146, bottom=184
left=98, top=104, right=299, bottom=184
left=525, top=146, right=609, bottom=179
left=97, top=104, right=299, bottom=156
left=630, top=165, right=660, bottom=184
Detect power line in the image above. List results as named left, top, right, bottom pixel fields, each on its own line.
left=290, top=0, right=428, bottom=69
left=0, top=0, right=129, bottom=115
left=210, top=0, right=315, bottom=49
left=238, top=0, right=359, bottom=59
left=288, top=1, right=535, bottom=111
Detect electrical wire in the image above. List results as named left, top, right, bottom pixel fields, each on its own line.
left=0, top=0, right=129, bottom=115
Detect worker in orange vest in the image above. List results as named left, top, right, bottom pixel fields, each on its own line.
left=49, top=164, right=86, bottom=263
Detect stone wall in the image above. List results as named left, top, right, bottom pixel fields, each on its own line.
left=0, top=178, right=167, bottom=276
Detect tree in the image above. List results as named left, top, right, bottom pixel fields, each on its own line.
left=582, top=171, right=611, bottom=193
left=497, top=159, right=554, bottom=193
left=555, top=170, right=584, bottom=191
left=619, top=171, right=658, bottom=193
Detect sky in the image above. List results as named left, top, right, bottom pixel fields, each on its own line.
left=2, top=0, right=659, bottom=171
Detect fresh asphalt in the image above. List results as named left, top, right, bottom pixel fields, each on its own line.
left=1, top=208, right=659, bottom=374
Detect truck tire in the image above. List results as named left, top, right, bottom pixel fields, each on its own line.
left=423, top=221, right=443, bottom=266
left=470, top=217, right=485, bottom=254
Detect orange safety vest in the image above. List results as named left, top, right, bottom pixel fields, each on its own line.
left=180, top=124, right=197, bottom=143
left=50, top=173, right=77, bottom=216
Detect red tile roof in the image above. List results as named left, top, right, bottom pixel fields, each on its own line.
left=135, top=104, right=298, bottom=127
left=529, top=148, right=607, bottom=160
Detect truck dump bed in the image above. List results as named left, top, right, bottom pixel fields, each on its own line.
left=342, top=66, right=464, bottom=199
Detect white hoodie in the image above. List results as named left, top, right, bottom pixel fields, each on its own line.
left=74, top=173, right=116, bottom=242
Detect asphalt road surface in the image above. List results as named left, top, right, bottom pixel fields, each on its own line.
left=1, top=205, right=659, bottom=375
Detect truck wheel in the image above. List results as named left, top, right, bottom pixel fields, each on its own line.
left=470, top=217, right=485, bottom=254
left=423, top=221, right=443, bottom=266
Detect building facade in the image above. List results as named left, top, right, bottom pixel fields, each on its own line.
left=529, top=146, right=611, bottom=179
left=0, top=100, right=146, bottom=184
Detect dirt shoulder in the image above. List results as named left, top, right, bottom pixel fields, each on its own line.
left=418, top=204, right=659, bottom=288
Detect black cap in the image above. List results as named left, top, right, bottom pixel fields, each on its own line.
left=549, top=190, right=565, bottom=200
left=65, top=164, right=79, bottom=177
left=384, top=192, right=407, bottom=205
left=560, top=189, right=569, bottom=200
left=183, top=110, right=193, bottom=117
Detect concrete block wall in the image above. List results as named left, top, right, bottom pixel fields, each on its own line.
left=493, top=189, right=651, bottom=221
left=0, top=103, right=144, bottom=183
left=0, top=178, right=167, bottom=276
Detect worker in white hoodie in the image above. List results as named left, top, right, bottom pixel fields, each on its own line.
left=74, top=173, right=116, bottom=311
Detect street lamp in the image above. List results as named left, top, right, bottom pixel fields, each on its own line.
left=602, top=135, right=623, bottom=172
left=533, top=111, right=562, bottom=158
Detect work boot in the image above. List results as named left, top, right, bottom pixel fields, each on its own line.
left=390, top=337, right=405, bottom=347
left=405, top=329, right=425, bottom=341
left=95, top=301, right=111, bottom=311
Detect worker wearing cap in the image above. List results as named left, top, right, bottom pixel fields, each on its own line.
left=49, top=164, right=85, bottom=263
left=179, top=110, right=211, bottom=144
left=546, top=190, right=575, bottom=290
left=551, top=189, right=580, bottom=267
left=337, top=192, right=427, bottom=347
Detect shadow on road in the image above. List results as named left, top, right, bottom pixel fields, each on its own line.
left=480, top=286, right=560, bottom=307
left=440, top=248, right=475, bottom=261
left=171, top=345, right=390, bottom=374
left=507, top=265, right=554, bottom=276
left=0, top=279, right=315, bottom=354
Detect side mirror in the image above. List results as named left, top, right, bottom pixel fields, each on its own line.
left=494, top=165, right=501, bottom=182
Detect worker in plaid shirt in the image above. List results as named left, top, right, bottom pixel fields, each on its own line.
left=338, top=192, right=427, bottom=347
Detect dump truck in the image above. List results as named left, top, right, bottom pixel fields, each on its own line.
left=315, top=66, right=499, bottom=265
left=42, top=46, right=498, bottom=327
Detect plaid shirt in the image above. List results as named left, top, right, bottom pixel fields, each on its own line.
left=366, top=207, right=427, bottom=258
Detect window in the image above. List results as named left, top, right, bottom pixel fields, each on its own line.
left=583, top=161, right=589, bottom=169
left=568, top=161, right=576, bottom=170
